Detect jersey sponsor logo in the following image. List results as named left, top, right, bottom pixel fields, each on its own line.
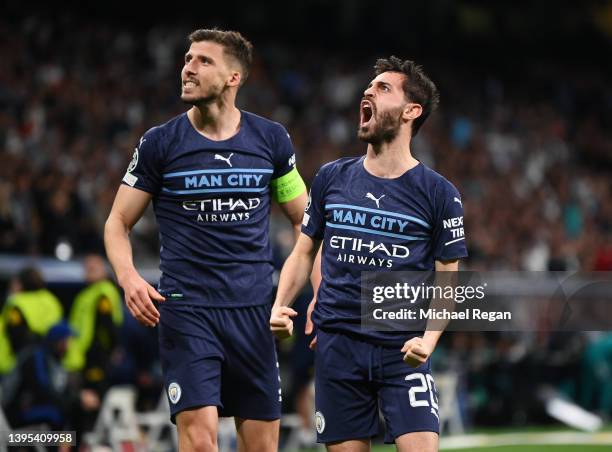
left=330, top=235, right=409, bottom=258
left=442, top=216, right=465, bottom=244
left=330, top=235, right=410, bottom=268
left=288, top=153, right=296, bottom=167
left=315, top=411, right=325, bottom=434
left=453, top=196, right=462, bottom=207
left=168, top=382, right=182, bottom=404
left=214, top=153, right=234, bottom=167
left=183, top=197, right=262, bottom=223
left=365, top=192, right=385, bottom=208
left=182, top=197, right=261, bottom=212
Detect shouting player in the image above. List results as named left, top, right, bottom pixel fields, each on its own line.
left=270, top=57, right=467, bottom=452
left=105, top=29, right=308, bottom=452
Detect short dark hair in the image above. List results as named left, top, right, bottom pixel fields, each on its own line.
left=188, top=29, right=253, bottom=85
left=17, top=267, right=45, bottom=291
left=374, top=56, right=440, bottom=137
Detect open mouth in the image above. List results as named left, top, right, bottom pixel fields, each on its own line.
left=360, top=100, right=374, bottom=127
left=183, top=80, right=198, bottom=88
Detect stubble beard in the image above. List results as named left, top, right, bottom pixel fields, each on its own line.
left=357, top=106, right=403, bottom=145
left=181, top=82, right=225, bottom=107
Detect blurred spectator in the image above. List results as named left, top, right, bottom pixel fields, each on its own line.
left=63, top=254, right=124, bottom=438
left=1, top=320, right=74, bottom=430
left=0, top=267, right=63, bottom=374
left=0, top=12, right=609, bottom=269
left=0, top=181, right=28, bottom=253
left=64, top=254, right=123, bottom=374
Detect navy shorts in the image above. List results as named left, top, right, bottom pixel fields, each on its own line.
left=158, top=303, right=281, bottom=423
left=314, top=329, right=439, bottom=444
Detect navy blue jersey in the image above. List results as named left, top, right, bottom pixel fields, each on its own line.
left=302, top=156, right=468, bottom=346
left=122, top=111, right=297, bottom=307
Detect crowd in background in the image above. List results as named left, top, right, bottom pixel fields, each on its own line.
left=1, top=9, right=612, bottom=440
left=1, top=15, right=611, bottom=272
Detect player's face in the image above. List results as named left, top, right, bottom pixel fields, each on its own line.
left=181, top=41, right=235, bottom=105
left=358, top=71, right=408, bottom=144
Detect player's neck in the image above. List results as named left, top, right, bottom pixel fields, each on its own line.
left=188, top=101, right=241, bottom=141
left=364, top=138, right=419, bottom=178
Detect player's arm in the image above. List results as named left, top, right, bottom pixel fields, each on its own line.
left=402, top=259, right=459, bottom=367
left=104, top=185, right=164, bottom=327
left=277, top=191, right=322, bottom=289
left=270, top=233, right=321, bottom=340
left=304, top=247, right=322, bottom=337
left=277, top=193, right=323, bottom=347
left=277, top=191, right=308, bottom=241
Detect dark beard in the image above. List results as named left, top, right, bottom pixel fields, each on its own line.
left=181, top=83, right=225, bottom=106
left=357, top=106, right=403, bottom=145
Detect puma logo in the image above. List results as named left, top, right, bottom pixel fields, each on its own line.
left=214, top=153, right=234, bottom=167
left=365, top=192, right=385, bottom=208
left=453, top=197, right=462, bottom=207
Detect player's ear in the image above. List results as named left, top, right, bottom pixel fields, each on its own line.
left=403, top=103, right=422, bottom=122
left=227, top=71, right=241, bottom=87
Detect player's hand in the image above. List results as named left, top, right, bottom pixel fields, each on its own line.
left=270, top=306, right=298, bottom=340
left=401, top=336, right=434, bottom=368
left=305, top=297, right=317, bottom=349
left=119, top=269, right=165, bottom=327
left=308, top=335, right=317, bottom=350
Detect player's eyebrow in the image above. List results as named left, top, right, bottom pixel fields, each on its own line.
left=367, top=81, right=392, bottom=90
left=199, top=55, right=214, bottom=63
left=184, top=53, right=214, bottom=64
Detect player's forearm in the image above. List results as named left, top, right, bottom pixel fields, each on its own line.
left=422, top=330, right=443, bottom=349
left=273, top=249, right=315, bottom=309
left=424, top=293, right=452, bottom=339
left=104, top=215, right=138, bottom=286
left=292, top=222, right=302, bottom=243
left=423, top=261, right=460, bottom=347
left=309, top=247, right=322, bottom=294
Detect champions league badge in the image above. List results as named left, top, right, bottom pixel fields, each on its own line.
left=128, top=147, right=139, bottom=173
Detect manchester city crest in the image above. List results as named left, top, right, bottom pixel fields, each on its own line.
left=168, top=382, right=182, bottom=404
left=315, top=411, right=325, bottom=434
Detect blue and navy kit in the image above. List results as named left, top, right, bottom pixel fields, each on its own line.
left=158, top=303, right=281, bottom=422
left=302, top=156, right=467, bottom=442
left=122, top=110, right=297, bottom=307
left=122, top=110, right=298, bottom=421
left=303, top=156, right=468, bottom=346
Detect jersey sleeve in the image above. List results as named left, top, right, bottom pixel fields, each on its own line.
left=301, top=165, right=328, bottom=240
left=431, top=179, right=468, bottom=261
left=269, top=123, right=306, bottom=203
left=121, top=127, right=164, bottom=195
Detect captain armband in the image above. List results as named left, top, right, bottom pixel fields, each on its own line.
left=270, top=167, right=306, bottom=203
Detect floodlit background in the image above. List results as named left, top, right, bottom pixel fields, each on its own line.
left=1, top=1, right=612, bottom=450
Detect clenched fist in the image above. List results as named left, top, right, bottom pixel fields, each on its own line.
left=270, top=306, right=298, bottom=340
left=401, top=336, right=434, bottom=368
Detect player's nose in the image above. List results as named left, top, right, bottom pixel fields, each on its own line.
left=183, top=61, right=197, bottom=76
